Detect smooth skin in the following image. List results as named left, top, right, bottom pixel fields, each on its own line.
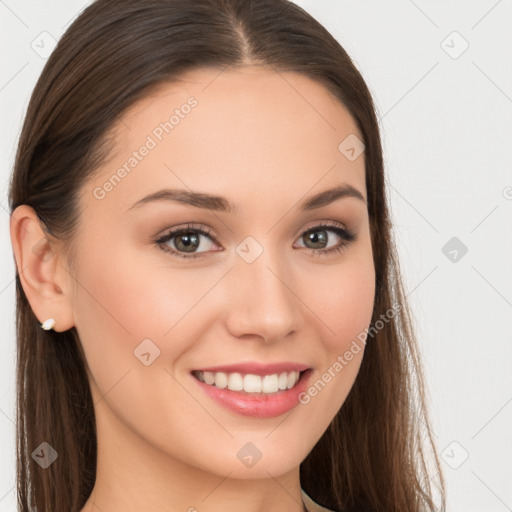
left=10, top=66, right=375, bottom=512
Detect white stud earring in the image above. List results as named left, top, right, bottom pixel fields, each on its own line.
left=41, top=318, right=56, bottom=331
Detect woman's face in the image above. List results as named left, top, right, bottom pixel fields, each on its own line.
left=71, top=66, right=375, bottom=480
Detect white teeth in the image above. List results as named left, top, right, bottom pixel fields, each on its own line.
left=244, top=374, right=262, bottom=393
left=194, top=370, right=302, bottom=394
left=228, top=372, right=244, bottom=391
left=286, top=372, right=296, bottom=389
left=203, top=371, right=215, bottom=385
left=262, top=374, right=279, bottom=393
left=214, top=372, right=228, bottom=389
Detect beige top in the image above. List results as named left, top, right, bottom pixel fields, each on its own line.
left=301, top=489, right=337, bottom=512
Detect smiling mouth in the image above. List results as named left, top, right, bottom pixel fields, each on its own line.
left=191, top=369, right=309, bottom=394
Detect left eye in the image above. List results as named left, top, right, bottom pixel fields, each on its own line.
left=155, top=222, right=357, bottom=259
left=295, top=223, right=357, bottom=255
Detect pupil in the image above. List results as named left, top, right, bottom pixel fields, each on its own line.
left=177, top=231, right=199, bottom=252
left=306, top=230, right=327, bottom=249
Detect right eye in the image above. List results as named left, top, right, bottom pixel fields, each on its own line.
left=155, top=224, right=221, bottom=259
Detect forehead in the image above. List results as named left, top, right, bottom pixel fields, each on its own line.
left=83, top=65, right=366, bottom=216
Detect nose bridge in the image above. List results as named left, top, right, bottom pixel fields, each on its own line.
left=226, top=241, right=302, bottom=341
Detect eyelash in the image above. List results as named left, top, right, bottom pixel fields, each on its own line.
left=154, top=221, right=357, bottom=260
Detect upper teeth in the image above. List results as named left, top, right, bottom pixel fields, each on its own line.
left=194, top=370, right=301, bottom=394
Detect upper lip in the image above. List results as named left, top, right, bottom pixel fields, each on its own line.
left=192, top=361, right=311, bottom=376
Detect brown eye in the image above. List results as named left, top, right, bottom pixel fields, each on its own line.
left=155, top=225, right=219, bottom=259
left=172, top=230, right=201, bottom=253
left=296, top=223, right=357, bottom=256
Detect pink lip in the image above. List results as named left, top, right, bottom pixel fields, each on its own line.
left=191, top=361, right=311, bottom=376
left=191, top=368, right=313, bottom=419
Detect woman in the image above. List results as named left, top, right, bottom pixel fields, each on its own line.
left=8, top=0, right=445, bottom=511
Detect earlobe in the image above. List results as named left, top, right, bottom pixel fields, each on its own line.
left=9, top=205, right=75, bottom=332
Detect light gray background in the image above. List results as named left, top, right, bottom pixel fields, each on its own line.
left=1, top=1, right=511, bottom=510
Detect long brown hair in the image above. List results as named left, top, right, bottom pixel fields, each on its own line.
left=8, top=0, right=445, bottom=510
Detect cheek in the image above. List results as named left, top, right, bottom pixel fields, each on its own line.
left=297, top=251, right=375, bottom=417
left=307, top=253, right=376, bottom=352
left=71, top=247, right=223, bottom=451
left=71, top=244, right=227, bottom=387
left=73, top=235, right=205, bottom=332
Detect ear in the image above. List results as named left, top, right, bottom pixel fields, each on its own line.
left=9, top=205, right=75, bottom=332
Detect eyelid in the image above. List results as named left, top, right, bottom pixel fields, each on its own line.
left=298, top=219, right=348, bottom=235
left=155, top=223, right=218, bottom=243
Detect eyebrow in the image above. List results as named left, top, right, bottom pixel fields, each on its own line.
left=127, top=183, right=366, bottom=213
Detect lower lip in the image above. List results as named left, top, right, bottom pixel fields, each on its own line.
left=191, top=369, right=313, bottom=418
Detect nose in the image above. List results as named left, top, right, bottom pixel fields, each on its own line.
left=224, top=247, right=304, bottom=344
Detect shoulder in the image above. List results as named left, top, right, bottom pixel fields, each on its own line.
left=301, top=488, right=375, bottom=512
left=301, top=489, right=338, bottom=512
